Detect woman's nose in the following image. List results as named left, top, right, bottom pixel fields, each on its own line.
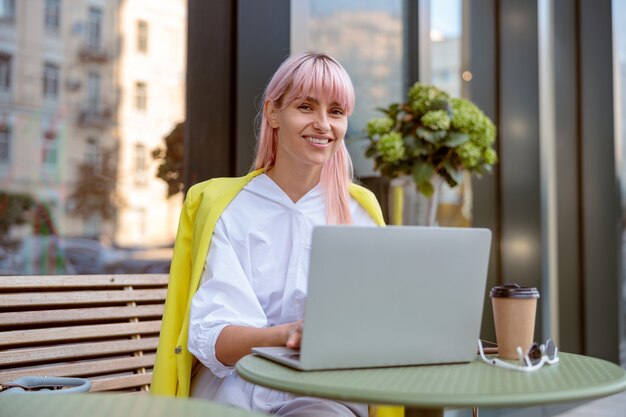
left=313, top=112, right=330, bottom=132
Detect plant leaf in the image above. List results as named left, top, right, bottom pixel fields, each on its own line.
left=443, top=132, right=469, bottom=147
left=365, top=146, right=378, bottom=158
left=440, top=168, right=459, bottom=188
left=412, top=162, right=435, bottom=184
left=416, top=127, right=437, bottom=144
left=417, top=180, right=434, bottom=197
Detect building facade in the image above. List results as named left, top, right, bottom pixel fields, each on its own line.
left=0, top=0, right=185, bottom=247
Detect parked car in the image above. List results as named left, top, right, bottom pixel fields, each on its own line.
left=13, top=235, right=75, bottom=275
left=0, top=246, right=21, bottom=275
left=104, top=247, right=172, bottom=274
left=59, top=237, right=129, bottom=275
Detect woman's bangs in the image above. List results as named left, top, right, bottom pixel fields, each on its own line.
left=284, top=58, right=355, bottom=114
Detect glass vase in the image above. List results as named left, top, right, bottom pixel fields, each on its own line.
left=388, top=175, right=442, bottom=226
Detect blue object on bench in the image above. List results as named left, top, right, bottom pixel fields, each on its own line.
left=0, top=376, right=91, bottom=394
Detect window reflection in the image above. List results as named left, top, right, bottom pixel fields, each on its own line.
left=421, top=0, right=468, bottom=227
left=291, top=0, right=405, bottom=178
left=0, top=1, right=186, bottom=276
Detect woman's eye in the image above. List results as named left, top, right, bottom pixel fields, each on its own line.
left=330, top=108, right=345, bottom=116
left=298, top=104, right=313, bottom=111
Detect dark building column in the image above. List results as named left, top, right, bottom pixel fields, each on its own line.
left=579, top=0, right=619, bottom=361
left=185, top=0, right=290, bottom=189
left=185, top=0, right=236, bottom=188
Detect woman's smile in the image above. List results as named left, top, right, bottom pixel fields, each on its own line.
left=302, top=135, right=333, bottom=146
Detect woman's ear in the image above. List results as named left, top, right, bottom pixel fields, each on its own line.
left=265, top=101, right=280, bottom=129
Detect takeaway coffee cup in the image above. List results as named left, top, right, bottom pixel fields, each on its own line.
left=490, top=284, right=540, bottom=360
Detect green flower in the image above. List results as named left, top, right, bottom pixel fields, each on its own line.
left=457, top=143, right=482, bottom=168
left=367, top=117, right=395, bottom=137
left=451, top=98, right=496, bottom=146
left=377, top=132, right=406, bottom=163
left=421, top=110, right=451, bottom=131
left=408, top=83, right=450, bottom=114
left=483, top=148, right=498, bottom=165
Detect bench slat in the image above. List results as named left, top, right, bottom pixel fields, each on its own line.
left=0, top=305, right=164, bottom=327
left=0, top=320, right=162, bottom=348
left=0, top=274, right=169, bottom=289
left=0, top=289, right=167, bottom=308
left=90, top=372, right=153, bottom=392
left=0, top=337, right=159, bottom=366
left=0, top=354, right=156, bottom=382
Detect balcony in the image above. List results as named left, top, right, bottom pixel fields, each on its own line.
left=77, top=105, right=114, bottom=128
left=78, top=44, right=110, bottom=63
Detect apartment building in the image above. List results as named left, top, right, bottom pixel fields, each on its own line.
left=0, top=0, right=185, bottom=247
left=114, top=0, right=185, bottom=246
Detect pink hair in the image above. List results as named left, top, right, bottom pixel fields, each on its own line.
left=254, top=51, right=356, bottom=224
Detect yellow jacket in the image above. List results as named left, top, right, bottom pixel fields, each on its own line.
left=150, top=169, right=385, bottom=396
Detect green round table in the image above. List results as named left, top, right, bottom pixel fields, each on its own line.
left=236, top=353, right=626, bottom=417
left=0, top=392, right=266, bottom=417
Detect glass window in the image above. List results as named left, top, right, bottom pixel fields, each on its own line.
left=87, top=7, right=102, bottom=49
left=0, top=53, right=10, bottom=91
left=0, top=0, right=15, bottom=21
left=427, top=0, right=462, bottom=97
left=43, top=62, right=60, bottom=98
left=0, top=1, right=186, bottom=276
left=0, top=124, right=10, bottom=163
left=42, top=132, right=58, bottom=167
left=134, top=142, right=146, bottom=178
left=85, top=137, right=101, bottom=166
left=87, top=71, right=100, bottom=112
left=137, top=20, right=148, bottom=53
left=419, top=0, right=468, bottom=227
left=135, top=81, right=147, bottom=110
left=45, top=0, right=61, bottom=31
left=290, top=0, right=405, bottom=178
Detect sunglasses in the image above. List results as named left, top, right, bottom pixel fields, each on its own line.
left=477, top=338, right=559, bottom=372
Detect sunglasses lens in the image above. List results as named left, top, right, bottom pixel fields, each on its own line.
left=527, top=343, right=542, bottom=365
left=545, top=340, right=557, bottom=360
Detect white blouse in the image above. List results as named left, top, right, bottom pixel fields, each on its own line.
left=188, top=174, right=376, bottom=414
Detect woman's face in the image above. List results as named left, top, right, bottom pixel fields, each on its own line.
left=267, top=94, right=348, bottom=172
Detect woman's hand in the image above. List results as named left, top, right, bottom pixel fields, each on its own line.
left=285, top=320, right=303, bottom=349
left=215, top=320, right=304, bottom=365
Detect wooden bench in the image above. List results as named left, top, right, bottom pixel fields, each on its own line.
left=0, top=274, right=168, bottom=393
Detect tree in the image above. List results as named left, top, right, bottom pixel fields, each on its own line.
left=68, top=147, right=123, bottom=220
left=152, top=122, right=184, bottom=197
left=0, top=192, right=35, bottom=240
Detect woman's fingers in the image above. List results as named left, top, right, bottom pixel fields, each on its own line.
left=286, top=320, right=303, bottom=348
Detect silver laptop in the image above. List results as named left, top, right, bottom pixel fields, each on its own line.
left=252, top=225, right=492, bottom=370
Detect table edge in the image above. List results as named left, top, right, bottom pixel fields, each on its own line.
left=236, top=353, right=626, bottom=408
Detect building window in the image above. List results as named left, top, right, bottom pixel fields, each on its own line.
left=0, top=53, right=10, bottom=92
left=87, top=7, right=102, bottom=49
left=87, top=71, right=101, bottom=112
left=43, top=62, right=60, bottom=98
left=85, top=137, right=101, bottom=166
left=135, top=82, right=147, bottom=111
left=134, top=143, right=146, bottom=178
left=45, top=0, right=61, bottom=31
left=137, top=20, right=148, bottom=53
left=42, top=132, right=58, bottom=167
left=137, top=207, right=146, bottom=238
left=0, top=0, right=15, bottom=21
left=0, top=124, right=10, bottom=164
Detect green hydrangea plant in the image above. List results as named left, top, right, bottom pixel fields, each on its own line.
left=365, top=83, right=497, bottom=197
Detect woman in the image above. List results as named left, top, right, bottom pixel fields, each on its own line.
left=151, top=52, right=385, bottom=416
